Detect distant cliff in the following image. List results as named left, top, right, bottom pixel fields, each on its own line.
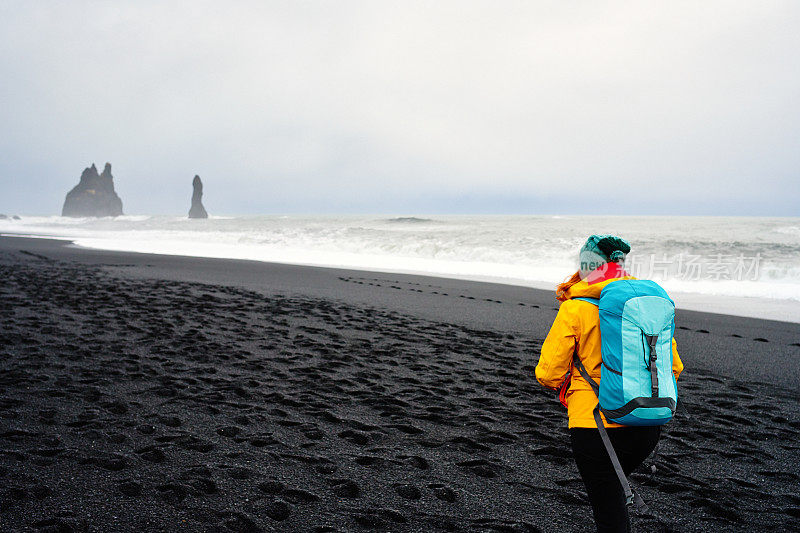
left=62, top=163, right=124, bottom=217
left=188, top=175, right=208, bottom=219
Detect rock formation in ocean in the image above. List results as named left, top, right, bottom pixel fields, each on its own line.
left=188, top=175, right=208, bottom=219
left=61, top=163, right=124, bottom=217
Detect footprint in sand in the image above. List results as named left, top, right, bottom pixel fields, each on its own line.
left=283, top=489, right=320, bottom=504
left=158, top=415, right=182, bottom=427
left=395, top=484, right=421, bottom=500
left=106, top=432, right=126, bottom=444
left=175, top=434, right=214, bottom=453
left=338, top=429, right=370, bottom=445
left=428, top=483, right=458, bottom=502
left=215, top=511, right=261, bottom=531
left=156, top=483, right=189, bottom=504
left=216, top=426, right=241, bottom=437
left=329, top=479, right=360, bottom=498
left=118, top=480, right=142, bottom=497
left=399, top=455, right=429, bottom=470
left=135, top=445, right=166, bottom=463
left=456, top=459, right=497, bottom=478
left=354, top=455, right=383, bottom=467
left=263, top=500, right=291, bottom=521
left=136, top=424, right=157, bottom=435
left=316, top=461, right=338, bottom=475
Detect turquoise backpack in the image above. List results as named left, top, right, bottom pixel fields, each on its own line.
left=573, top=279, right=678, bottom=509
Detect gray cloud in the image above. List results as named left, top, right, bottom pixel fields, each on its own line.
left=1, top=1, right=798, bottom=215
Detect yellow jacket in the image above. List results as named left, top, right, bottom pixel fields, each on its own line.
left=536, top=268, right=684, bottom=428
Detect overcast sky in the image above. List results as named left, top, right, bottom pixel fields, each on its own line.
left=1, top=1, right=798, bottom=215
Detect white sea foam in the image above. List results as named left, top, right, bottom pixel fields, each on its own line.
left=775, top=225, right=800, bottom=236
left=2, top=214, right=799, bottom=322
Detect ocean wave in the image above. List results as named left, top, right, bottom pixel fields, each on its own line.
left=775, top=225, right=800, bottom=236
left=11, top=215, right=153, bottom=225
left=383, top=217, right=438, bottom=224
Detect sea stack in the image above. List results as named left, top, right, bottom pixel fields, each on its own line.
left=188, top=175, right=208, bottom=219
left=61, top=163, right=124, bottom=217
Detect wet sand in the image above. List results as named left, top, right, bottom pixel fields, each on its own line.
left=1, top=235, right=799, bottom=532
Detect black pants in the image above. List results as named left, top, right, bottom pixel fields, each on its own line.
left=570, top=426, right=660, bottom=533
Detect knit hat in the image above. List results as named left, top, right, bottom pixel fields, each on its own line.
left=578, top=234, right=631, bottom=277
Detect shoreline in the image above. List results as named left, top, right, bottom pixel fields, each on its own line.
left=3, top=234, right=800, bottom=391
left=3, top=230, right=799, bottom=324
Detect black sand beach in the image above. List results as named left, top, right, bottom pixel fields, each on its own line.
left=1, top=235, right=799, bottom=532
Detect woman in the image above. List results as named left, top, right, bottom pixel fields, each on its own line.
left=535, top=235, right=683, bottom=533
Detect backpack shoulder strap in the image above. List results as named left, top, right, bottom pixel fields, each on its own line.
left=571, top=297, right=599, bottom=306
left=573, top=351, right=599, bottom=395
